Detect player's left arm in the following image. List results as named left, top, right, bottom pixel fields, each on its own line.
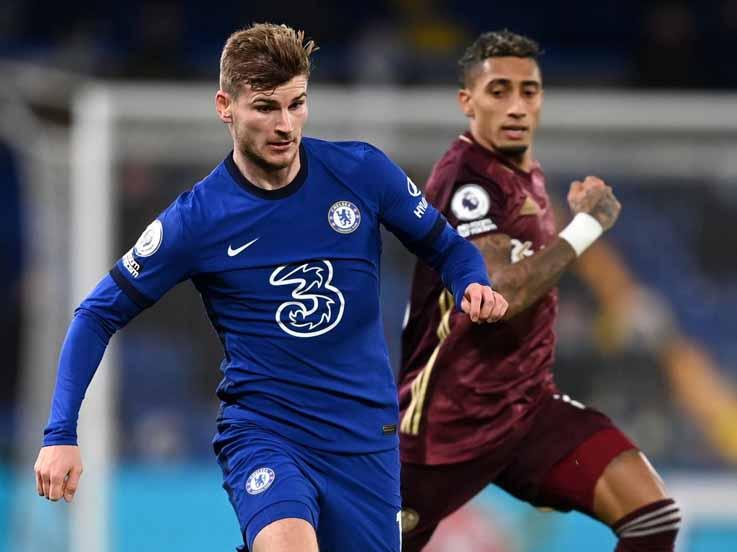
left=367, top=146, right=507, bottom=322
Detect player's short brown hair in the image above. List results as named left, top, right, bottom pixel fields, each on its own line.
left=459, top=30, right=541, bottom=87
left=219, top=23, right=318, bottom=96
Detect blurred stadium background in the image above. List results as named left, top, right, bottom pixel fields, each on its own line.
left=2, top=1, right=737, bottom=551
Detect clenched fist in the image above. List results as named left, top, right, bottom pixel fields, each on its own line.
left=567, top=176, right=621, bottom=231
left=461, top=283, right=508, bottom=323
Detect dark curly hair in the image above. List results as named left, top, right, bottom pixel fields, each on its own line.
left=458, top=30, right=541, bottom=87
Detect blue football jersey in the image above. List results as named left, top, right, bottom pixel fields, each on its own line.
left=46, top=137, right=490, bottom=453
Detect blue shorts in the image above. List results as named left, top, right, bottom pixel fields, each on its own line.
left=213, top=421, right=402, bottom=551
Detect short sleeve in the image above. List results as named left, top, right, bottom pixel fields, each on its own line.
left=445, top=179, right=507, bottom=240
left=110, top=195, right=194, bottom=309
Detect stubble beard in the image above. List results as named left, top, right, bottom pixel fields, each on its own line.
left=495, top=144, right=528, bottom=158
left=238, top=136, right=296, bottom=173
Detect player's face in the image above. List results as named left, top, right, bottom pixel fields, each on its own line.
left=458, top=57, right=543, bottom=160
left=220, top=75, right=309, bottom=172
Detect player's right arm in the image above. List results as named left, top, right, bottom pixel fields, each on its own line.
left=474, top=176, right=621, bottom=320
left=35, top=196, right=194, bottom=503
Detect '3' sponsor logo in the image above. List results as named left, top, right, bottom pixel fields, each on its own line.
left=269, top=260, right=345, bottom=338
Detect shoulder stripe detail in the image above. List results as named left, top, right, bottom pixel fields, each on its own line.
left=110, top=266, right=154, bottom=309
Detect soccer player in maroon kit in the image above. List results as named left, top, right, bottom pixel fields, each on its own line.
left=398, top=31, right=680, bottom=551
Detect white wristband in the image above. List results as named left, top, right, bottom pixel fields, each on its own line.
left=558, top=213, right=603, bottom=256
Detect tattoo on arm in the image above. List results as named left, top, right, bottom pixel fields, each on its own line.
left=472, top=233, right=577, bottom=319
left=569, top=186, right=621, bottom=231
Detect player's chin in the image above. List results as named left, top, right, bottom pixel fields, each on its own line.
left=496, top=143, right=529, bottom=156
left=261, top=147, right=297, bottom=169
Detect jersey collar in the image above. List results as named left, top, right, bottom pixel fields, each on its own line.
left=224, top=143, right=308, bottom=200
left=460, top=131, right=540, bottom=176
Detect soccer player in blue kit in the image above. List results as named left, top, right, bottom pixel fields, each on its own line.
left=34, top=24, right=508, bottom=552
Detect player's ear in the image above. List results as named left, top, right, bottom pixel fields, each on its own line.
left=215, top=90, right=233, bottom=124
left=458, top=88, right=474, bottom=118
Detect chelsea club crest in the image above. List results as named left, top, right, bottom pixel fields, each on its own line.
left=246, top=467, right=276, bottom=495
left=328, top=201, right=361, bottom=234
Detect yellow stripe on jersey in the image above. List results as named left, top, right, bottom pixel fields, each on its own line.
left=400, top=290, right=454, bottom=436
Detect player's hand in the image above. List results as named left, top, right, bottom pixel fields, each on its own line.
left=567, top=176, right=621, bottom=231
left=461, top=284, right=508, bottom=323
left=34, top=445, right=83, bottom=503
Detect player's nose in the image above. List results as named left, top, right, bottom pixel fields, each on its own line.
left=507, top=93, right=527, bottom=118
left=275, top=108, right=294, bottom=133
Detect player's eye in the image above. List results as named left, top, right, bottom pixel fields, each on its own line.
left=289, top=100, right=305, bottom=110
left=255, top=105, right=273, bottom=113
left=523, top=88, right=539, bottom=98
left=491, top=89, right=505, bottom=98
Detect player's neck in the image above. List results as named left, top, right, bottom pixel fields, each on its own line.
left=506, top=153, right=533, bottom=173
left=233, top=147, right=301, bottom=191
left=469, top=128, right=534, bottom=173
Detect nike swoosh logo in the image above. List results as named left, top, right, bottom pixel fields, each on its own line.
left=227, top=238, right=259, bottom=257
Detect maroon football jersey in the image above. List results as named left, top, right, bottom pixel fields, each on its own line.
left=399, top=132, right=560, bottom=465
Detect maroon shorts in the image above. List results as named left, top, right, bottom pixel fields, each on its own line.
left=400, top=393, right=636, bottom=551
